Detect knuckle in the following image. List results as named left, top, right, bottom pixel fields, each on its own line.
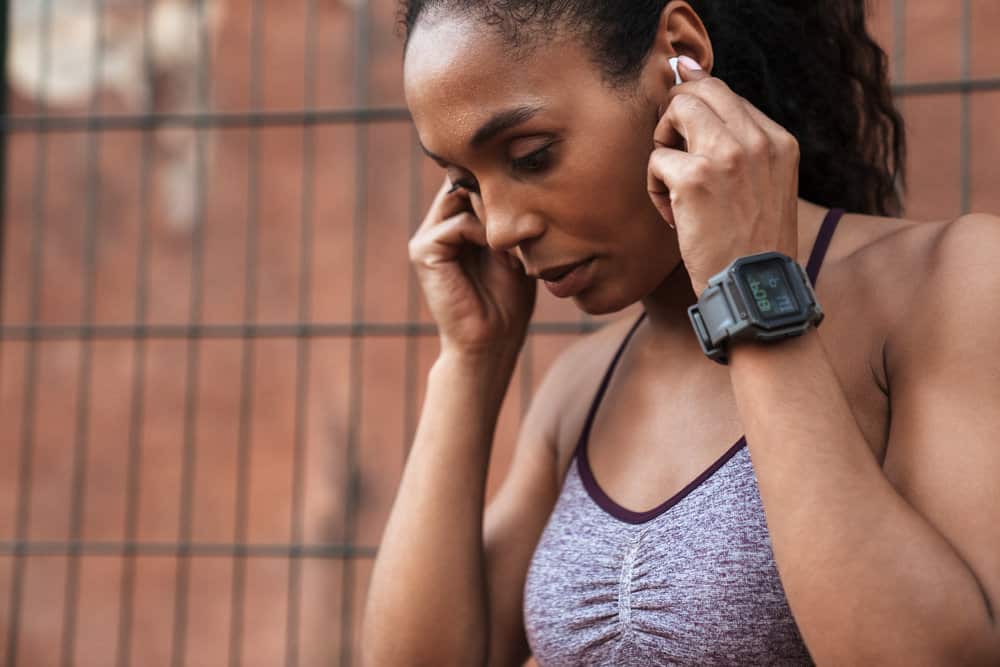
left=717, top=144, right=746, bottom=173
left=444, top=210, right=473, bottom=228
left=701, top=77, right=731, bottom=95
left=682, top=157, right=713, bottom=188
left=747, top=134, right=770, bottom=159
left=647, top=147, right=664, bottom=169
left=407, top=237, right=425, bottom=262
left=654, top=111, right=673, bottom=134
left=782, top=132, right=801, bottom=159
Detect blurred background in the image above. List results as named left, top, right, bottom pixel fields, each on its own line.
left=0, top=1, right=998, bottom=665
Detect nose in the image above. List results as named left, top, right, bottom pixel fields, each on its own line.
left=479, top=191, right=545, bottom=253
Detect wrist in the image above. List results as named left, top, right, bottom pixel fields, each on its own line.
left=433, top=345, right=521, bottom=402
left=728, top=323, right=820, bottom=365
left=438, top=337, right=524, bottom=370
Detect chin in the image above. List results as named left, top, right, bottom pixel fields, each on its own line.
left=572, top=258, right=681, bottom=315
left=571, top=286, right=641, bottom=317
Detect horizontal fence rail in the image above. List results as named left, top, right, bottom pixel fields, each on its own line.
left=1, top=75, right=999, bottom=134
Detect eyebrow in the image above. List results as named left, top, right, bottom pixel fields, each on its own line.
left=419, top=104, right=546, bottom=164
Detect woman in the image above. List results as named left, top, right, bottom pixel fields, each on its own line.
left=362, top=1, right=1000, bottom=664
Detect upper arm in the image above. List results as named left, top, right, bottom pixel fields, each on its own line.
left=479, top=328, right=615, bottom=667
left=884, top=214, right=1000, bottom=637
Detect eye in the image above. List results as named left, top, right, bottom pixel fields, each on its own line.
left=511, top=144, right=553, bottom=173
left=446, top=142, right=556, bottom=195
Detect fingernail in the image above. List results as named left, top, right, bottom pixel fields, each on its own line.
left=678, top=55, right=702, bottom=71
left=668, top=56, right=682, bottom=85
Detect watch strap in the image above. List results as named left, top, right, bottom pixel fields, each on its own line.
left=688, top=252, right=823, bottom=365
left=687, top=280, right=743, bottom=364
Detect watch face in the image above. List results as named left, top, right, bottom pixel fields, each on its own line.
left=739, top=259, right=801, bottom=321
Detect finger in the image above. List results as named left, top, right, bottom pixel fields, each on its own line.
left=672, top=62, right=783, bottom=145
left=739, top=98, right=800, bottom=161
left=668, top=77, right=768, bottom=155
left=654, top=90, right=723, bottom=150
left=419, top=176, right=474, bottom=234
left=647, top=145, right=712, bottom=230
left=655, top=92, right=745, bottom=162
left=653, top=58, right=710, bottom=149
left=410, top=212, right=488, bottom=267
left=676, top=56, right=711, bottom=83
left=647, top=145, right=711, bottom=199
left=738, top=97, right=785, bottom=136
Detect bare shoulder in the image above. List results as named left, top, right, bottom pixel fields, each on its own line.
left=923, top=212, right=1000, bottom=271
left=833, top=209, right=1000, bottom=282
left=788, top=208, right=1000, bottom=465
left=882, top=212, right=1000, bottom=364
left=818, top=210, right=957, bottom=342
left=823, top=209, right=1000, bottom=379
left=527, top=312, right=642, bottom=476
left=826, top=209, right=946, bottom=279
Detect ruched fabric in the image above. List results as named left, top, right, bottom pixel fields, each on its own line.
left=524, top=442, right=814, bottom=666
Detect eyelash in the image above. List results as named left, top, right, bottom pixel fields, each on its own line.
left=450, top=145, right=554, bottom=194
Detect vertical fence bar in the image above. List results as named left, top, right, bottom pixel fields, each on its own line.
left=59, top=0, right=107, bottom=663
left=891, top=0, right=907, bottom=205
left=114, top=1, right=156, bottom=664
left=169, top=1, right=212, bottom=664
left=227, top=0, right=264, bottom=664
left=341, top=1, right=372, bottom=664
left=892, top=0, right=905, bottom=83
left=959, top=0, right=971, bottom=214
left=0, top=0, right=9, bottom=337
left=284, top=1, right=319, bottom=664
left=4, top=2, right=53, bottom=665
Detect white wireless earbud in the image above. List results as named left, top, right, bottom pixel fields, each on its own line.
left=668, top=57, right=683, bottom=85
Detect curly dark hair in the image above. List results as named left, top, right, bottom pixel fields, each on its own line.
left=398, top=0, right=907, bottom=217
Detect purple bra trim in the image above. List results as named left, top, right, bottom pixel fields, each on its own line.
left=577, top=434, right=748, bottom=525
left=574, top=207, right=846, bottom=525
left=806, top=207, right=845, bottom=288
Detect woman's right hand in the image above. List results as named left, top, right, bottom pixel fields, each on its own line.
left=409, top=178, right=537, bottom=359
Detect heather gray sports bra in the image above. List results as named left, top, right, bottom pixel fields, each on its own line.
left=523, top=208, right=845, bottom=666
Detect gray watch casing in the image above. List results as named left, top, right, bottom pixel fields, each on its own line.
left=687, top=251, right=824, bottom=365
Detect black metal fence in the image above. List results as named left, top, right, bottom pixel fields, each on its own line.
left=0, top=0, right=997, bottom=665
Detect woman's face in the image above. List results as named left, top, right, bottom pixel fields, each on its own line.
left=404, top=14, right=681, bottom=315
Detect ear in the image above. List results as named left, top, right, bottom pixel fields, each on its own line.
left=642, top=1, right=714, bottom=105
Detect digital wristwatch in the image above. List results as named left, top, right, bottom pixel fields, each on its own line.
left=687, top=251, right=824, bottom=365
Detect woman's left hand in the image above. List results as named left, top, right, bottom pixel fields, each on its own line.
left=647, top=57, right=802, bottom=297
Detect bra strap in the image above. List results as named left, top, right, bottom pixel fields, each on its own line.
left=572, top=312, right=646, bottom=460
left=574, top=207, right=845, bottom=459
left=804, top=208, right=845, bottom=288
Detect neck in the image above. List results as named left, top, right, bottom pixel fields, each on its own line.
left=638, top=199, right=832, bottom=347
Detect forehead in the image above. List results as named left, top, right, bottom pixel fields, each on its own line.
left=403, top=15, right=601, bottom=155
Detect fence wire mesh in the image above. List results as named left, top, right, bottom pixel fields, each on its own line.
left=0, top=0, right=998, bottom=665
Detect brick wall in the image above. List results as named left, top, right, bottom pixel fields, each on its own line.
left=1, top=1, right=997, bottom=665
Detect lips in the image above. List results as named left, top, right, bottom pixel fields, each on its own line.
left=537, top=259, right=591, bottom=283
left=534, top=257, right=596, bottom=299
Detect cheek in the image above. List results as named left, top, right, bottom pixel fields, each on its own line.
left=572, top=150, right=655, bottom=227
left=615, top=214, right=678, bottom=287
